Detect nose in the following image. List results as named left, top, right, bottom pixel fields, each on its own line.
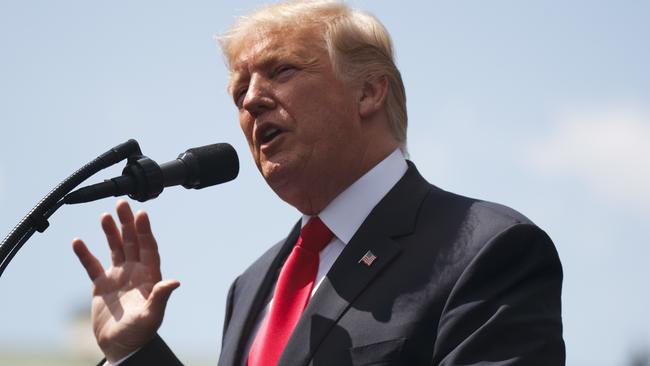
left=242, top=74, right=276, bottom=117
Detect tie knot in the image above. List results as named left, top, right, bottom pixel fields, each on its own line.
left=298, top=216, right=334, bottom=253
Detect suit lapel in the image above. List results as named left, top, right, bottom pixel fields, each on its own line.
left=278, top=163, right=432, bottom=366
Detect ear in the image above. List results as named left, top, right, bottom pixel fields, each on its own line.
left=358, top=75, right=389, bottom=119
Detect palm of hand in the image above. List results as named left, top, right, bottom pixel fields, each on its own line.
left=92, top=263, right=161, bottom=352
left=73, top=200, right=179, bottom=363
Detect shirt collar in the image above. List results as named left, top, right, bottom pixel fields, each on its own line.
left=302, top=148, right=408, bottom=245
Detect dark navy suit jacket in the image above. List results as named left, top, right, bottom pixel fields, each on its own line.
left=122, top=163, right=565, bottom=365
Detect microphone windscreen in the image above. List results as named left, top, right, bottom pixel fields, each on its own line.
left=185, top=143, right=239, bottom=189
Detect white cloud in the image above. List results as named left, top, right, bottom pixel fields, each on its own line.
left=527, top=103, right=650, bottom=205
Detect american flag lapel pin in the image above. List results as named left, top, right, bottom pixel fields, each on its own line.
left=358, top=250, right=377, bottom=266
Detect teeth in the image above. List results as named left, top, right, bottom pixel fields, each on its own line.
left=263, top=127, right=279, bottom=139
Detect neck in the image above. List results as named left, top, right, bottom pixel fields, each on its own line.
left=292, top=139, right=399, bottom=215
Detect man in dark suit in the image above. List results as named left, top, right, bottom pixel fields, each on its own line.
left=73, top=1, right=565, bottom=365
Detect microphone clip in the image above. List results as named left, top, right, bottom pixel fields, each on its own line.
left=64, top=148, right=165, bottom=204
left=121, top=154, right=164, bottom=202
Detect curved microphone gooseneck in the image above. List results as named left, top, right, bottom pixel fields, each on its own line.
left=0, top=139, right=142, bottom=277
left=0, top=139, right=239, bottom=278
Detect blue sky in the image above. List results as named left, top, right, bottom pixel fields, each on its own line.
left=1, top=1, right=649, bottom=365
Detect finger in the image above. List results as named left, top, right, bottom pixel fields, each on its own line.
left=72, top=238, right=105, bottom=281
left=146, top=279, right=180, bottom=317
left=135, top=210, right=161, bottom=272
left=101, top=213, right=125, bottom=265
left=116, top=200, right=140, bottom=262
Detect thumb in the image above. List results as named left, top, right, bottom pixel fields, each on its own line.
left=147, top=279, right=180, bottom=315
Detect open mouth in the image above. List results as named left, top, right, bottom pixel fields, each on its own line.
left=261, top=126, right=283, bottom=144
left=257, top=123, right=286, bottom=147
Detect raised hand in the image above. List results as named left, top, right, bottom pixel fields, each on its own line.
left=72, top=200, right=180, bottom=364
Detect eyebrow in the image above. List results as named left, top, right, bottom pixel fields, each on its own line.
left=228, top=48, right=319, bottom=94
left=228, top=54, right=281, bottom=93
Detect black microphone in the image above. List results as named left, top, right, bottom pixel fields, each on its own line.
left=64, top=143, right=239, bottom=204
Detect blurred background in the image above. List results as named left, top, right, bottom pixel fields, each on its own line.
left=1, top=0, right=649, bottom=365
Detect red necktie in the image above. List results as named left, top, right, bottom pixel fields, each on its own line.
left=247, top=216, right=334, bottom=366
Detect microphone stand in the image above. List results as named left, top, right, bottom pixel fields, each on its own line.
left=0, top=139, right=143, bottom=278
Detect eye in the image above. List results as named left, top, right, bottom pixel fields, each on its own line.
left=273, top=64, right=297, bottom=80
left=234, top=87, right=248, bottom=108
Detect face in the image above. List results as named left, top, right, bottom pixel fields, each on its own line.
left=229, top=29, right=367, bottom=213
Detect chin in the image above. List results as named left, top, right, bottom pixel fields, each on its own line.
left=259, top=152, right=298, bottom=181
left=261, top=159, right=282, bottom=179
left=263, top=169, right=305, bottom=208
left=261, top=160, right=291, bottom=189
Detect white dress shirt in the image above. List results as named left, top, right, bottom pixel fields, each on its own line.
left=244, top=148, right=407, bottom=355
left=112, top=149, right=407, bottom=365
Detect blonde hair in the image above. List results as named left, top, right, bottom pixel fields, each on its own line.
left=219, top=0, right=408, bottom=151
